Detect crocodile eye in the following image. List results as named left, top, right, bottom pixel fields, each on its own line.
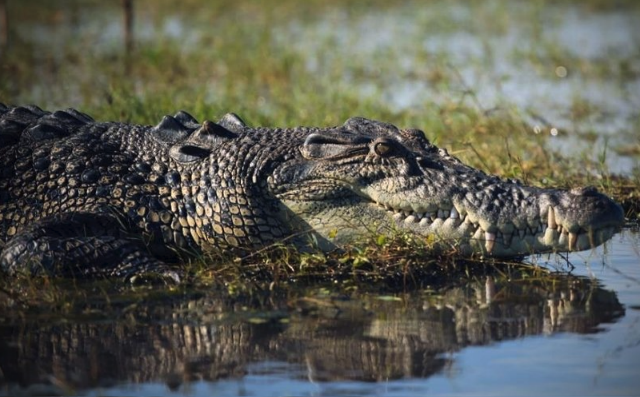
left=373, top=141, right=394, bottom=157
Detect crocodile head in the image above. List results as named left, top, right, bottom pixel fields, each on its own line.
left=271, top=117, right=625, bottom=257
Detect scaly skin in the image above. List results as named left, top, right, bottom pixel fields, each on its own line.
left=0, top=104, right=625, bottom=281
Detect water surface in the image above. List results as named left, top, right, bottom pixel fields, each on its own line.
left=1, top=229, right=638, bottom=396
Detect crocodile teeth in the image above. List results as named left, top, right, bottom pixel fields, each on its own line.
left=543, top=226, right=557, bottom=245
left=568, top=232, right=577, bottom=250
left=485, top=232, right=496, bottom=253
left=450, top=207, right=459, bottom=219
left=437, top=209, right=445, bottom=219
left=548, top=206, right=557, bottom=229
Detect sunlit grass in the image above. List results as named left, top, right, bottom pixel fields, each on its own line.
left=0, top=229, right=561, bottom=317
left=0, top=0, right=638, bottom=298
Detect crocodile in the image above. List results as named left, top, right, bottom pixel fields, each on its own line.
left=0, top=104, right=625, bottom=282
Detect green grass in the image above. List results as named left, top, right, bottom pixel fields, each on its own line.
left=0, top=0, right=638, bottom=299
left=0, top=233, right=561, bottom=320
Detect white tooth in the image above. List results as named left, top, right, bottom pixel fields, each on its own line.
left=548, top=206, right=557, bottom=229
left=437, top=209, right=445, bottom=219
left=485, top=232, right=496, bottom=253
left=543, top=227, right=557, bottom=245
left=450, top=207, right=459, bottom=219
left=405, top=215, right=417, bottom=223
left=558, top=231, right=567, bottom=246
left=486, top=239, right=495, bottom=253
left=419, top=217, right=430, bottom=226
left=431, top=218, right=444, bottom=229
left=568, top=232, right=577, bottom=251
left=418, top=213, right=426, bottom=219
left=444, top=209, right=450, bottom=218
left=428, top=212, right=436, bottom=221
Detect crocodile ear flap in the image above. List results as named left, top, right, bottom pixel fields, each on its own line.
left=168, top=119, right=239, bottom=163
left=152, top=115, right=193, bottom=144
left=191, top=120, right=237, bottom=143
left=218, top=113, right=246, bottom=133
left=343, top=117, right=400, bottom=136
left=301, top=133, right=369, bottom=159
left=169, top=144, right=211, bottom=163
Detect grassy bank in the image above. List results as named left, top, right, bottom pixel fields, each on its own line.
left=0, top=0, right=638, bottom=294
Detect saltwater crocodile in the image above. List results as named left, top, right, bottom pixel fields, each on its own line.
left=0, top=104, right=625, bottom=282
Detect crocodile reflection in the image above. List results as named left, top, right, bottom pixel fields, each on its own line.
left=0, top=276, right=624, bottom=393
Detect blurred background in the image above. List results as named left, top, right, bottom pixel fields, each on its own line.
left=1, top=0, right=639, bottom=178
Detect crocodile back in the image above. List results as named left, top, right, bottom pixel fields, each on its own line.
left=0, top=105, right=119, bottom=243
left=0, top=103, right=94, bottom=149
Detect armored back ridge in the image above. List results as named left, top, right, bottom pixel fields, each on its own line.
left=0, top=104, right=625, bottom=282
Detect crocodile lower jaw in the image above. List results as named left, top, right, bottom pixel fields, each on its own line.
left=385, top=205, right=619, bottom=256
